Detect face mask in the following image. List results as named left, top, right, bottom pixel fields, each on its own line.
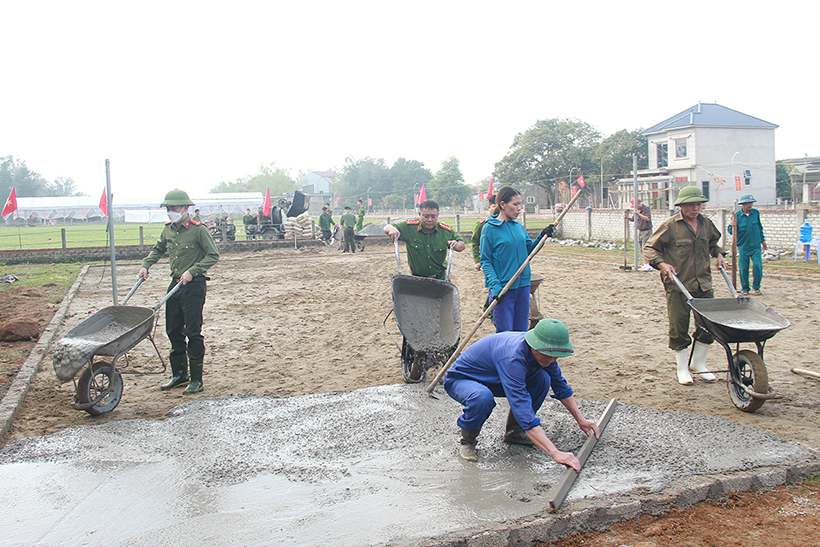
left=167, top=211, right=184, bottom=223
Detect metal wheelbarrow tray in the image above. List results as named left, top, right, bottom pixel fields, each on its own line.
left=672, top=269, right=790, bottom=413
left=52, top=280, right=179, bottom=416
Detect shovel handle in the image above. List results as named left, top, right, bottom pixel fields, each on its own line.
left=395, top=241, right=402, bottom=275
left=445, top=246, right=454, bottom=282
left=122, top=278, right=144, bottom=305
left=154, top=280, right=184, bottom=312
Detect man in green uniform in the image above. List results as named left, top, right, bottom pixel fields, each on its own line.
left=644, top=186, right=726, bottom=385
left=138, top=189, right=220, bottom=394
left=471, top=195, right=497, bottom=271
left=728, top=194, right=766, bottom=296
left=318, top=206, right=337, bottom=243
left=383, top=199, right=466, bottom=278
left=340, top=206, right=357, bottom=253
left=384, top=199, right=467, bottom=381
left=355, top=199, right=365, bottom=231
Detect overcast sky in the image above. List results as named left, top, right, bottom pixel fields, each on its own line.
left=1, top=1, right=816, bottom=201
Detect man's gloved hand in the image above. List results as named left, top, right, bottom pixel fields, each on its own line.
left=541, top=224, right=555, bottom=238
left=492, top=293, right=506, bottom=305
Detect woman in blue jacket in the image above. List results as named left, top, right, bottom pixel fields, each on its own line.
left=480, top=186, right=553, bottom=332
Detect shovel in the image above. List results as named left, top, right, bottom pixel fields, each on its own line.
left=620, top=214, right=632, bottom=271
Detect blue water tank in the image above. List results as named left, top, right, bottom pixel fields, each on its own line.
left=799, top=221, right=813, bottom=243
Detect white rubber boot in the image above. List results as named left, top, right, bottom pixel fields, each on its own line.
left=675, top=348, right=693, bottom=385
left=690, top=341, right=717, bottom=382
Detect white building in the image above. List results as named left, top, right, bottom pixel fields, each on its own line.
left=616, top=103, right=778, bottom=209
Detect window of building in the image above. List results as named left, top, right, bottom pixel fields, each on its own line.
left=701, top=181, right=710, bottom=201
left=675, top=138, right=687, bottom=158
left=526, top=195, right=535, bottom=204
left=657, top=143, right=668, bottom=168
left=744, top=169, right=752, bottom=186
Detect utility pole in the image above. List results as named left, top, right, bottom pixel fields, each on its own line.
left=633, top=154, right=639, bottom=270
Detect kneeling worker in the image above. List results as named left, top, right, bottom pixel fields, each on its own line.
left=444, top=318, right=599, bottom=470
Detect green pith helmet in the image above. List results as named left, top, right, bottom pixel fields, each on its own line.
left=160, top=189, right=195, bottom=207
left=525, top=318, right=574, bottom=357
left=738, top=194, right=757, bottom=204
left=674, top=186, right=708, bottom=206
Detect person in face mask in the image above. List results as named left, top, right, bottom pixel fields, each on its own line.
left=138, top=189, right=220, bottom=394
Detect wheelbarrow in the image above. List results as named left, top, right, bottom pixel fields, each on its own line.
left=52, top=279, right=182, bottom=415
left=669, top=268, right=790, bottom=412
left=384, top=242, right=460, bottom=383
left=337, top=232, right=366, bottom=252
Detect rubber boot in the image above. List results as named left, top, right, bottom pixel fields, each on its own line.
left=675, top=348, right=693, bottom=385
left=183, top=358, right=203, bottom=394
left=689, top=341, right=717, bottom=382
left=161, top=354, right=189, bottom=390
left=459, top=428, right=481, bottom=462
left=503, top=410, right=534, bottom=446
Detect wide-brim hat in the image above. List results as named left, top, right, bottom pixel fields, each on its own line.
left=674, top=186, right=708, bottom=206
left=738, top=194, right=757, bottom=204
left=525, top=318, right=574, bottom=357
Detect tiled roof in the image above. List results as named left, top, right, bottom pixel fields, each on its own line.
left=642, top=103, right=778, bottom=134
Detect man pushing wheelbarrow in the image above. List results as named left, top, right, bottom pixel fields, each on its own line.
left=139, top=189, right=220, bottom=394
left=384, top=199, right=466, bottom=381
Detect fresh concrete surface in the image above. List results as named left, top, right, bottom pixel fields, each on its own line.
left=1, top=385, right=817, bottom=546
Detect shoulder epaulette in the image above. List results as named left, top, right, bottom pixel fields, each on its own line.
left=189, top=219, right=202, bottom=225
left=439, top=223, right=453, bottom=231
left=479, top=217, right=488, bottom=224
left=407, top=219, right=420, bottom=225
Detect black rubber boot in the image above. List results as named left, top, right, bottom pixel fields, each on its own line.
left=503, top=410, right=534, bottom=446
left=183, top=358, right=203, bottom=394
left=459, top=428, right=481, bottom=462
left=161, top=354, right=189, bottom=390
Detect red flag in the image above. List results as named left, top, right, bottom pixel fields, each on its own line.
left=575, top=175, right=585, bottom=188
left=335, top=196, right=341, bottom=205
left=2, top=188, right=18, bottom=217
left=99, top=188, right=108, bottom=216
left=263, top=188, right=271, bottom=216
left=487, top=177, right=494, bottom=198
left=418, top=183, right=426, bottom=204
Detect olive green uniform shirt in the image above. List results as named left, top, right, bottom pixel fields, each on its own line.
left=644, top=212, right=725, bottom=294
left=142, top=219, right=220, bottom=279
left=340, top=212, right=357, bottom=228
left=471, top=218, right=488, bottom=264
left=394, top=219, right=464, bottom=277
left=319, top=212, right=335, bottom=230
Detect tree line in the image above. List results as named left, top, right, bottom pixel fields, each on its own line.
left=0, top=156, right=81, bottom=199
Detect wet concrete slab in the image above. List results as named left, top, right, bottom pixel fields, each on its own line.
left=1, top=384, right=816, bottom=546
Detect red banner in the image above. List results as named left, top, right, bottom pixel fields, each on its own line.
left=735, top=176, right=741, bottom=191
left=263, top=188, right=271, bottom=216
left=418, top=183, right=426, bottom=204
left=99, top=188, right=108, bottom=216
left=2, top=188, right=17, bottom=217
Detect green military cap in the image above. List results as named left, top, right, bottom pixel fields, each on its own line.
left=674, top=186, right=708, bottom=206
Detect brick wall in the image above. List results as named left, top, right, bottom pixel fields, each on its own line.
left=552, top=208, right=820, bottom=252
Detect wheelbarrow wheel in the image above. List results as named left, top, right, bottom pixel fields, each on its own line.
left=76, top=360, right=123, bottom=416
left=356, top=239, right=365, bottom=252
left=401, top=338, right=426, bottom=383
left=728, top=350, right=768, bottom=413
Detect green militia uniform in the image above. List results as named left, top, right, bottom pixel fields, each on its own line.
left=319, top=211, right=336, bottom=242
left=644, top=212, right=724, bottom=350
left=471, top=217, right=489, bottom=265
left=340, top=210, right=357, bottom=252
left=142, top=218, right=219, bottom=383
left=393, top=219, right=464, bottom=279
left=356, top=205, right=365, bottom=231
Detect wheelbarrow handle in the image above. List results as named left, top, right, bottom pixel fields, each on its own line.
left=121, top=278, right=144, bottom=305
left=154, top=280, right=184, bottom=312
left=667, top=270, right=694, bottom=301
left=395, top=241, right=402, bottom=275
left=719, top=267, right=739, bottom=298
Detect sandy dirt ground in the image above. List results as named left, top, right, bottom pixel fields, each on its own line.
left=8, top=242, right=820, bottom=455
left=3, top=240, right=820, bottom=545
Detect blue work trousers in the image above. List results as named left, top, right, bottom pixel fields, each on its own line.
left=489, top=286, right=530, bottom=333
left=738, top=248, right=763, bottom=292
left=444, top=370, right=549, bottom=431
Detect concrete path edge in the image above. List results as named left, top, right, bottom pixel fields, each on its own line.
left=425, top=461, right=820, bottom=546
left=0, top=264, right=89, bottom=440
